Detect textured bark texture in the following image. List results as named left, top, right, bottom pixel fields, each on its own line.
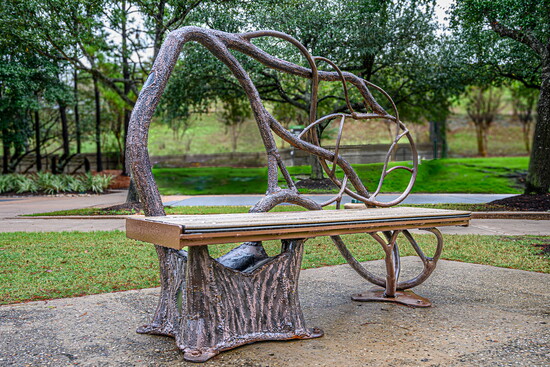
left=175, top=241, right=320, bottom=362
left=526, top=59, right=550, bottom=193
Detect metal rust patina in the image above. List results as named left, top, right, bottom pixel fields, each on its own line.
left=126, top=27, right=471, bottom=362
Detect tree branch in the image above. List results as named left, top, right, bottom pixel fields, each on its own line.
left=488, top=17, right=544, bottom=55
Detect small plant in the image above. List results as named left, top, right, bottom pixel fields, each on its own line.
left=0, top=172, right=113, bottom=195
left=83, top=172, right=113, bottom=193
left=0, top=175, right=16, bottom=193
left=13, top=175, right=39, bottom=194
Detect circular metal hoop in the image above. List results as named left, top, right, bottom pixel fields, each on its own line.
left=331, top=228, right=443, bottom=290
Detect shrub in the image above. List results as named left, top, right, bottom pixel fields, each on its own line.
left=83, top=172, right=113, bottom=193
left=0, top=173, right=113, bottom=194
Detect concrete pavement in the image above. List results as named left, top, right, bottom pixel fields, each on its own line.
left=1, top=258, right=548, bottom=366
left=1, top=193, right=549, bottom=366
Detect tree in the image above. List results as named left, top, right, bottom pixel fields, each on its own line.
left=465, top=86, right=502, bottom=157
left=218, top=97, right=252, bottom=152
left=164, top=0, right=457, bottom=179
left=509, top=82, right=538, bottom=153
left=451, top=0, right=550, bottom=193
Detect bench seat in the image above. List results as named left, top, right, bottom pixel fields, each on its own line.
left=126, top=207, right=471, bottom=249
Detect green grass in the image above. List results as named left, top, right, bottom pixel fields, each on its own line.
left=151, top=157, right=528, bottom=195
left=1, top=231, right=548, bottom=305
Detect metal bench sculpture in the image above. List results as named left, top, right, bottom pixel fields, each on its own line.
left=126, top=27, right=470, bottom=362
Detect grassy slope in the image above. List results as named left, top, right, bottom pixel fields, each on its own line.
left=153, top=157, right=528, bottom=195
left=1, top=231, right=547, bottom=305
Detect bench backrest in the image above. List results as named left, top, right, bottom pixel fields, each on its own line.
left=127, top=27, right=418, bottom=217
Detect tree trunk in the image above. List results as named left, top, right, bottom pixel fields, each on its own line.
left=522, top=121, right=531, bottom=153
left=93, top=75, right=103, bottom=172
left=482, top=123, right=489, bottom=157
left=440, top=119, right=448, bottom=159
left=526, top=59, right=550, bottom=193
left=34, top=109, right=42, bottom=172
left=139, top=241, right=322, bottom=363
left=2, top=128, right=10, bottom=174
left=475, top=123, right=487, bottom=157
left=74, top=69, right=81, bottom=154
left=59, top=102, right=70, bottom=166
left=121, top=0, right=131, bottom=177
left=309, top=155, right=324, bottom=180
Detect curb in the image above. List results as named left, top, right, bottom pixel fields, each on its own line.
left=15, top=212, right=550, bottom=220
left=471, top=211, right=550, bottom=220
left=14, top=215, right=141, bottom=220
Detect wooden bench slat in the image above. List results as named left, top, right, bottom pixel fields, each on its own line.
left=140, top=207, right=469, bottom=229
left=126, top=207, right=471, bottom=249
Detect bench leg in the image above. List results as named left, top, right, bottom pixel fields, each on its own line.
left=140, top=240, right=322, bottom=362
left=333, top=228, right=443, bottom=307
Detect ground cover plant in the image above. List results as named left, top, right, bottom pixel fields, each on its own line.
left=152, top=157, right=528, bottom=195
left=0, top=173, right=113, bottom=195
left=1, top=231, right=548, bottom=305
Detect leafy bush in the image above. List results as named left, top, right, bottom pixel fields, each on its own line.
left=0, top=175, right=15, bottom=193
left=0, top=173, right=113, bottom=194
left=83, top=173, right=113, bottom=193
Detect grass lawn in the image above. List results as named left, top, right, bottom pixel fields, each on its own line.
left=152, top=156, right=528, bottom=195
left=0, top=231, right=548, bottom=305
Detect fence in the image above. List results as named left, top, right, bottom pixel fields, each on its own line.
left=1, top=144, right=436, bottom=173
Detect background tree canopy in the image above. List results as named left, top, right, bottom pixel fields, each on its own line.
left=0, top=0, right=547, bottom=193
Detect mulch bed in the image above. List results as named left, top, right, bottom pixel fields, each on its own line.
left=488, top=193, right=550, bottom=211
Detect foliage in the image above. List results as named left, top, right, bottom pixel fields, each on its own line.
left=465, top=86, right=502, bottom=156
left=218, top=97, right=252, bottom=152
left=163, top=0, right=461, bottom=145
left=508, top=81, right=538, bottom=153
left=0, top=173, right=113, bottom=194
left=1, top=230, right=547, bottom=304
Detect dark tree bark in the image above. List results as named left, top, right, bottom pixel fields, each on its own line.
left=59, top=102, right=70, bottom=163
left=526, top=58, right=550, bottom=193
left=34, top=108, right=42, bottom=172
left=2, top=129, right=10, bottom=174
left=93, top=74, right=103, bottom=172
left=121, top=0, right=131, bottom=177
left=74, top=69, right=81, bottom=154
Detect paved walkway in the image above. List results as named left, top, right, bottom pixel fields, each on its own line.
left=2, top=191, right=549, bottom=235
left=1, top=193, right=548, bottom=366
left=1, top=258, right=548, bottom=366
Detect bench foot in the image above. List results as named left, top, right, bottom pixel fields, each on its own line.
left=334, top=228, right=443, bottom=307
left=181, top=327, right=323, bottom=363
left=352, top=288, right=432, bottom=307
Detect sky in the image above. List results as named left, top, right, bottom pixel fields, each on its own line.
left=435, top=0, right=454, bottom=26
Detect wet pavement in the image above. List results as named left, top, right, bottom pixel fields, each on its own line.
left=1, top=258, right=548, bottom=366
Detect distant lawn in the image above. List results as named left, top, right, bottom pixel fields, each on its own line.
left=152, top=157, right=528, bottom=195
left=1, top=231, right=547, bottom=305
